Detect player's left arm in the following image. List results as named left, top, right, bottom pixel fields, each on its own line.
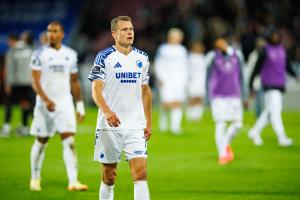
left=285, top=56, right=299, bottom=82
left=142, top=84, right=152, bottom=141
left=70, top=73, right=85, bottom=122
left=142, top=55, right=152, bottom=141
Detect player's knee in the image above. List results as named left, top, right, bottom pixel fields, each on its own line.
left=102, top=167, right=117, bottom=185
left=37, top=137, right=49, bottom=144
left=133, top=166, right=147, bottom=181
left=234, top=121, right=243, bottom=130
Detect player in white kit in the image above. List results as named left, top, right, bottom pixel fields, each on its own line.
left=29, top=21, right=88, bottom=191
left=186, top=41, right=206, bottom=121
left=89, top=16, right=152, bottom=200
left=154, top=28, right=188, bottom=134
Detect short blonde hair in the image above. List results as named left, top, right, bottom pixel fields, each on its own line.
left=168, top=28, right=184, bottom=39
left=111, top=16, right=132, bottom=32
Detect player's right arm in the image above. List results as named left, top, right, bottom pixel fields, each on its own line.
left=31, top=70, right=55, bottom=111
left=91, top=80, right=120, bottom=127
left=30, top=48, right=55, bottom=111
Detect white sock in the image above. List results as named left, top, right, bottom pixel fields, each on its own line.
left=270, top=111, right=288, bottom=141
left=62, top=136, right=78, bottom=183
left=99, top=182, right=114, bottom=200
left=193, top=104, right=204, bottom=120
left=225, top=121, right=242, bottom=145
left=215, top=122, right=226, bottom=157
left=251, top=110, right=269, bottom=136
left=170, top=108, right=183, bottom=133
left=134, top=180, right=150, bottom=200
left=159, top=109, right=168, bottom=132
left=30, top=140, right=46, bottom=180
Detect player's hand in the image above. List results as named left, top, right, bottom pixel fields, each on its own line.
left=44, top=98, right=55, bottom=112
left=76, top=101, right=85, bottom=123
left=250, top=90, right=256, bottom=98
left=144, top=126, right=152, bottom=141
left=76, top=112, right=85, bottom=123
left=104, top=110, right=121, bottom=127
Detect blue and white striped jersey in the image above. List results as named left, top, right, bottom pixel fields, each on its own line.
left=89, top=46, right=150, bottom=130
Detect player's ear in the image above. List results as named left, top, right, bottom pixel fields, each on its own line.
left=111, top=31, right=116, bottom=40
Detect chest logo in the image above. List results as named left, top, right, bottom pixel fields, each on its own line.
left=114, top=62, right=122, bottom=68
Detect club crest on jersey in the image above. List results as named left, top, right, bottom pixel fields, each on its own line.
left=136, top=60, right=143, bottom=68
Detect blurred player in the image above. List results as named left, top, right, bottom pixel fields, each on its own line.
left=154, top=28, right=188, bottom=134
left=1, top=31, right=35, bottom=136
left=29, top=21, right=88, bottom=191
left=38, top=31, right=48, bottom=46
left=186, top=41, right=206, bottom=121
left=246, top=37, right=266, bottom=117
left=89, top=16, right=152, bottom=200
left=206, top=36, right=246, bottom=165
left=248, top=29, right=299, bottom=146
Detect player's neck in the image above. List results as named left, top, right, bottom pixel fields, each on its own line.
left=50, top=43, right=62, bottom=50
left=115, top=43, right=132, bottom=55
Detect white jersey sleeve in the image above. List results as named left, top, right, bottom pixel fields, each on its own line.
left=88, top=47, right=115, bottom=81
left=70, top=50, right=78, bottom=74
left=142, top=56, right=150, bottom=85
left=30, top=47, right=45, bottom=70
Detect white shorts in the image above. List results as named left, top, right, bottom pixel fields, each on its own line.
left=30, top=102, right=76, bottom=137
left=211, top=97, right=243, bottom=122
left=160, top=82, right=186, bottom=103
left=187, top=82, right=205, bottom=98
left=94, top=129, right=147, bottom=163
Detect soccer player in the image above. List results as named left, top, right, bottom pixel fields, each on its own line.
left=89, top=16, right=152, bottom=200
left=248, top=29, right=299, bottom=146
left=154, top=28, right=188, bottom=134
left=186, top=41, right=206, bottom=121
left=206, top=36, right=246, bottom=165
left=29, top=21, right=88, bottom=191
left=1, top=32, right=35, bottom=136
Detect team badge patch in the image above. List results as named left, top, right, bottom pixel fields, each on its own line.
left=136, top=60, right=143, bottom=68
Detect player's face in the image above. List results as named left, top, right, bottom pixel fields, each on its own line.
left=47, top=24, right=64, bottom=46
left=215, top=38, right=228, bottom=52
left=112, top=20, right=134, bottom=47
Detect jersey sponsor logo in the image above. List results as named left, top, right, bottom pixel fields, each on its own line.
left=115, top=72, right=141, bottom=83
left=136, top=60, right=143, bottom=68
left=49, top=64, right=65, bottom=72
left=114, top=62, right=122, bottom=68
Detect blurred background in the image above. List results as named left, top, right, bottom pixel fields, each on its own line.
left=0, top=0, right=300, bottom=108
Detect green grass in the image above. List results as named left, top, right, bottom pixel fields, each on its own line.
left=0, top=106, right=300, bottom=200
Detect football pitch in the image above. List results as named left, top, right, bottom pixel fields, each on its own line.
left=0, top=106, right=300, bottom=200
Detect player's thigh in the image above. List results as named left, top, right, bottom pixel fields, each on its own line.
left=161, top=83, right=186, bottom=103
left=30, top=106, right=55, bottom=137
left=94, top=130, right=123, bottom=163
left=123, top=130, right=147, bottom=161
left=54, top=103, right=76, bottom=134
left=211, top=98, right=242, bottom=122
